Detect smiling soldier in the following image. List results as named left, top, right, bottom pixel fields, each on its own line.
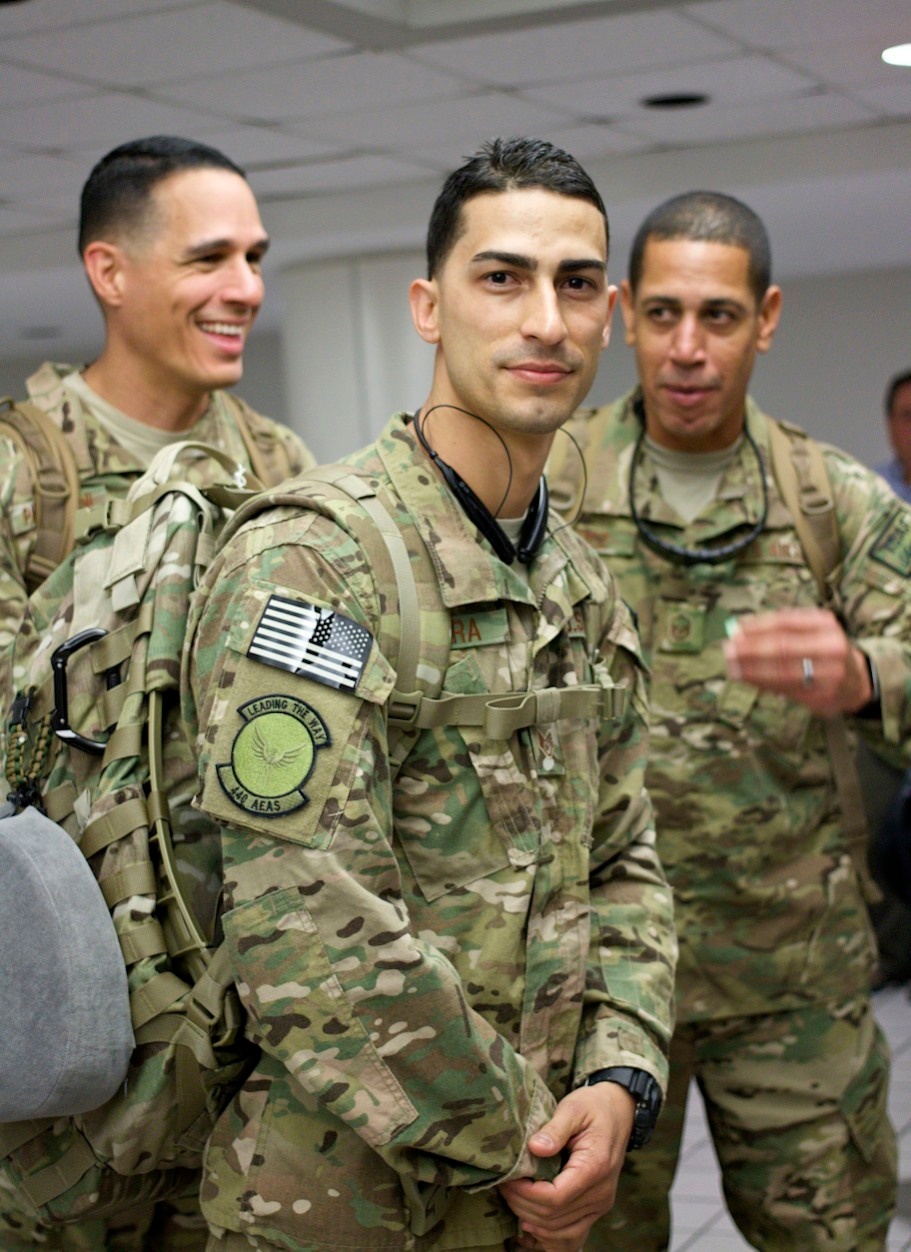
left=0, top=136, right=314, bottom=1252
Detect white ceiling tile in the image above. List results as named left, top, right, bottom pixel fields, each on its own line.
left=522, top=55, right=818, bottom=117
left=296, top=90, right=570, bottom=149
left=160, top=51, right=468, bottom=123
left=684, top=0, right=911, bottom=49
left=621, top=92, right=876, bottom=146
left=253, top=154, right=432, bottom=198
left=192, top=127, right=336, bottom=169
left=64, top=127, right=337, bottom=179
left=0, top=0, right=192, bottom=37
left=0, top=93, right=222, bottom=151
left=409, top=10, right=739, bottom=86
left=522, top=123, right=650, bottom=160
left=2, top=2, right=349, bottom=88
left=780, top=40, right=911, bottom=90
left=0, top=61, right=94, bottom=108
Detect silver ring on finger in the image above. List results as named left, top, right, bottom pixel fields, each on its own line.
left=801, top=656, right=815, bottom=687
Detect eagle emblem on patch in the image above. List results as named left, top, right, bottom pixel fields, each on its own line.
left=217, top=695, right=330, bottom=816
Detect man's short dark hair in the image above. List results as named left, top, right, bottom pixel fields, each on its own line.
left=628, top=190, right=772, bottom=305
left=885, top=369, right=911, bottom=417
left=78, top=135, right=247, bottom=256
left=425, top=136, right=608, bottom=278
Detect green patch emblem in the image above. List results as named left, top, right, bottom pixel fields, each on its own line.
left=870, top=509, right=911, bottom=576
left=217, top=695, right=330, bottom=816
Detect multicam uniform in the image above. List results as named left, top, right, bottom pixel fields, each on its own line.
left=555, top=390, right=902, bottom=1251
left=0, top=362, right=313, bottom=1252
left=187, top=413, right=676, bottom=1252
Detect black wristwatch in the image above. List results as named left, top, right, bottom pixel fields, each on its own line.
left=585, top=1066, right=662, bottom=1150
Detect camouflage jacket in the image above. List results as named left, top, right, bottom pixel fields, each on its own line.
left=0, top=361, right=313, bottom=781
left=186, top=413, right=676, bottom=1251
left=555, top=389, right=911, bottom=1022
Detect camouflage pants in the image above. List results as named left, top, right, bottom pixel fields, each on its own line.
left=588, top=993, right=896, bottom=1251
left=0, top=1189, right=207, bottom=1250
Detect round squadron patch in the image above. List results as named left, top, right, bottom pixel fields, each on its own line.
left=217, top=695, right=330, bottom=816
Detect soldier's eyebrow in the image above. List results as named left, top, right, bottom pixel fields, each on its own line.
left=472, top=249, right=537, bottom=270
left=471, top=250, right=605, bottom=273
left=183, top=235, right=270, bottom=260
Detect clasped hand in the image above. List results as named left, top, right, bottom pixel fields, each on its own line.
left=498, top=1081, right=634, bottom=1252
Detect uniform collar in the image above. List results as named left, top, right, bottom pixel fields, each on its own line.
left=375, top=412, right=609, bottom=615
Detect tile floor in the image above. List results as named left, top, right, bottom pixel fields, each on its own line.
left=667, top=984, right=911, bottom=1250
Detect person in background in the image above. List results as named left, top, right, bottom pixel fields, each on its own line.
left=875, top=368, right=911, bottom=502
left=187, top=136, right=676, bottom=1252
left=551, top=190, right=901, bottom=1250
left=0, top=134, right=314, bottom=1252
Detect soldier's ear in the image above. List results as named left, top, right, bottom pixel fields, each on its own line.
left=619, top=279, right=637, bottom=346
left=410, top=277, right=441, bottom=345
left=756, top=285, right=782, bottom=354
left=83, top=241, right=127, bottom=309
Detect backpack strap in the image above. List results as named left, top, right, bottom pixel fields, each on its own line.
left=765, top=415, right=881, bottom=903
left=0, top=397, right=80, bottom=594
left=222, top=392, right=297, bottom=486
left=766, top=416, right=840, bottom=597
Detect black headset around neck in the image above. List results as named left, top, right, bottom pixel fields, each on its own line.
left=412, top=409, right=549, bottom=565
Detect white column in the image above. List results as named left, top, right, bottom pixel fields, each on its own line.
left=278, top=250, right=432, bottom=465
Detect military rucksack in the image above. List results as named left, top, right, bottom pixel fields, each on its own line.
left=0, top=440, right=265, bottom=1224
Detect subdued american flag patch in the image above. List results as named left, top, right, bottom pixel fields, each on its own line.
left=248, top=595, right=372, bottom=691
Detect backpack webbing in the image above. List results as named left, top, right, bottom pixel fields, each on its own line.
left=0, top=397, right=80, bottom=594
left=765, top=416, right=880, bottom=904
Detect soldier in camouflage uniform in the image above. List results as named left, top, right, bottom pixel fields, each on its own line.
left=552, top=191, right=900, bottom=1250
left=186, top=138, right=676, bottom=1252
left=0, top=137, right=313, bottom=1251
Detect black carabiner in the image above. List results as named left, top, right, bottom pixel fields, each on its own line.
left=51, top=628, right=110, bottom=756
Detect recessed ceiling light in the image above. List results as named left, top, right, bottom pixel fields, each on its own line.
left=642, top=92, right=709, bottom=110
left=882, top=43, right=911, bottom=66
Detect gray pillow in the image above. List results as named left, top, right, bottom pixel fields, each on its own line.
left=0, top=804, right=134, bottom=1120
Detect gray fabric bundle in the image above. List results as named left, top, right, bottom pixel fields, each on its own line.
left=0, top=804, right=134, bottom=1119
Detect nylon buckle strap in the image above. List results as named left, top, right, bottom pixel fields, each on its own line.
left=389, top=682, right=625, bottom=737
left=16, top=1135, right=99, bottom=1210
left=129, top=970, right=190, bottom=1031
left=100, top=859, right=157, bottom=908
left=119, top=919, right=169, bottom=965
left=0, top=1118, right=54, bottom=1158
left=81, top=795, right=148, bottom=857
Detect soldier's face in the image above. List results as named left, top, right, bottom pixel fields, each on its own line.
left=621, top=238, right=781, bottom=452
left=114, top=168, right=268, bottom=401
left=887, top=381, right=911, bottom=481
left=411, top=187, right=614, bottom=441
